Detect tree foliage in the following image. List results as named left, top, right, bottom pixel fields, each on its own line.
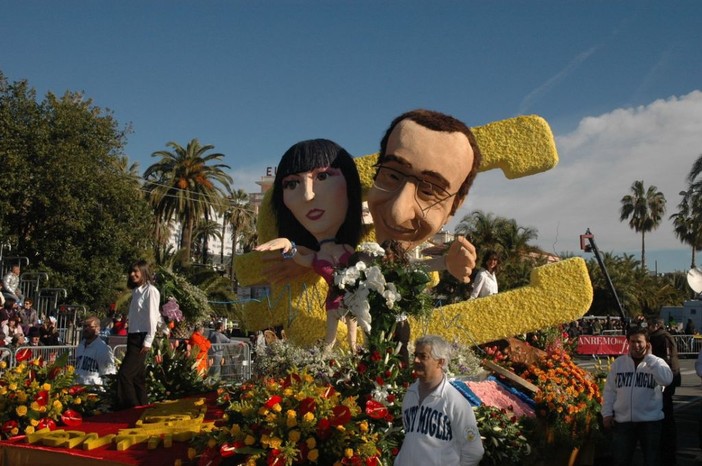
left=0, top=71, right=151, bottom=308
left=619, top=180, right=666, bottom=271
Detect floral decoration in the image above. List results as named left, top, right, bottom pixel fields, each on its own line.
left=204, top=370, right=383, bottom=466
left=473, top=405, right=532, bottom=466
left=0, top=355, right=102, bottom=438
left=517, top=349, right=602, bottom=449
left=333, top=241, right=432, bottom=342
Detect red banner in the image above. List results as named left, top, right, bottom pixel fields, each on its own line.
left=576, top=335, right=629, bottom=355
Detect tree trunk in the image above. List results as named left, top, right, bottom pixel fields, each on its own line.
left=692, top=246, right=696, bottom=269
left=641, top=231, right=646, bottom=271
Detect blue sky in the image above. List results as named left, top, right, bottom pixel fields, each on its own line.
left=3, top=1, right=702, bottom=273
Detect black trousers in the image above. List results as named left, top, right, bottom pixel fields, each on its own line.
left=116, top=332, right=148, bottom=409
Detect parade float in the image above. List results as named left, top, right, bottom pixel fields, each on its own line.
left=0, top=113, right=600, bottom=465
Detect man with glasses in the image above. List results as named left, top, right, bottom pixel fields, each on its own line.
left=367, top=110, right=482, bottom=361
left=75, top=316, right=116, bottom=386
left=367, top=109, right=481, bottom=282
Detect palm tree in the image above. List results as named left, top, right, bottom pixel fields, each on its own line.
left=619, top=180, right=666, bottom=271
left=193, top=218, right=223, bottom=265
left=670, top=190, right=702, bottom=268
left=225, top=189, right=256, bottom=260
left=143, top=139, right=232, bottom=264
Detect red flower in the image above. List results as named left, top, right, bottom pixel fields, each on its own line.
left=15, top=348, right=32, bottom=362
left=365, top=400, right=388, bottom=420
left=220, top=441, right=243, bottom=457
left=34, top=390, right=49, bottom=407
left=68, top=385, right=86, bottom=396
left=386, top=394, right=396, bottom=403
left=342, top=456, right=363, bottom=465
left=282, top=373, right=301, bottom=388
left=299, top=397, right=316, bottom=415
left=370, top=351, right=382, bottom=362
left=375, top=376, right=385, bottom=385
left=316, top=418, right=332, bottom=440
left=264, top=395, right=283, bottom=409
left=37, top=418, right=57, bottom=431
left=321, top=385, right=336, bottom=399
left=357, top=363, right=367, bottom=374
left=330, top=405, right=351, bottom=426
left=198, top=447, right=222, bottom=466
left=267, top=448, right=285, bottom=466
left=2, top=420, right=18, bottom=436
left=60, top=409, right=83, bottom=427
left=366, top=456, right=380, bottom=466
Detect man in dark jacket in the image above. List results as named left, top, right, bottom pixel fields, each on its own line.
left=648, top=317, right=681, bottom=465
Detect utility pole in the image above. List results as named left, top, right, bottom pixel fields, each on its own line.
left=580, top=228, right=627, bottom=320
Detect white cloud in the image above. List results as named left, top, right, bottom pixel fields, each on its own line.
left=451, top=90, right=702, bottom=263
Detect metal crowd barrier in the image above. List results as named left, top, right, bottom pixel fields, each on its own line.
left=673, top=334, right=702, bottom=357
left=209, top=340, right=252, bottom=383
left=6, top=340, right=253, bottom=382
left=12, top=345, right=78, bottom=367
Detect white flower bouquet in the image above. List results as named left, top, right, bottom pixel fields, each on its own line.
left=333, top=241, right=433, bottom=342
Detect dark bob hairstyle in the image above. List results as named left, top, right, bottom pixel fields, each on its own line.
left=271, top=139, right=362, bottom=250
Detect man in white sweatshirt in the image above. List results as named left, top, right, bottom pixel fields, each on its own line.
left=602, top=326, right=673, bottom=466
left=394, top=335, right=483, bottom=466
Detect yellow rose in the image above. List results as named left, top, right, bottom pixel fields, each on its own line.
left=306, top=437, right=316, bottom=449
left=74, top=398, right=82, bottom=405
left=302, top=412, right=315, bottom=423
left=345, top=448, right=354, bottom=458
left=30, top=419, right=39, bottom=427
left=286, top=417, right=298, bottom=428
left=0, top=361, right=6, bottom=369
left=8, top=383, right=17, bottom=391
left=53, top=400, right=63, bottom=411
left=42, top=383, right=51, bottom=391
left=288, top=430, right=301, bottom=443
left=17, top=392, right=28, bottom=403
left=258, top=407, right=269, bottom=416
left=307, top=449, right=319, bottom=462
left=207, top=438, right=217, bottom=448
left=230, top=424, right=241, bottom=436
left=272, top=403, right=282, bottom=413
left=30, top=401, right=40, bottom=412
left=359, top=420, right=369, bottom=433
left=10, top=427, right=18, bottom=436
left=15, top=405, right=28, bottom=417
left=244, top=435, right=256, bottom=446
left=24, top=426, right=35, bottom=435
left=0, top=387, right=6, bottom=395
left=187, top=448, right=197, bottom=460
left=268, top=437, right=282, bottom=449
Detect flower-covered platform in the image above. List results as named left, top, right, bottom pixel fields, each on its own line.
left=0, top=393, right=223, bottom=466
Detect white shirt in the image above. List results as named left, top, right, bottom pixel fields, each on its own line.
left=127, top=283, right=161, bottom=348
left=75, top=337, right=116, bottom=385
left=469, top=269, right=498, bottom=299
left=395, top=376, right=484, bottom=466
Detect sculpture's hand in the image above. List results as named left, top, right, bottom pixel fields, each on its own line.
left=445, top=235, right=476, bottom=283
left=255, top=237, right=293, bottom=254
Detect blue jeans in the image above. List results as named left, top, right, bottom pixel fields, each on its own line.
left=612, top=420, right=663, bottom=466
